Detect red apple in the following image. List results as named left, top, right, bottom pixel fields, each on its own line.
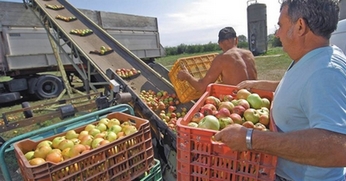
left=191, top=112, right=205, bottom=124
left=204, top=96, right=220, bottom=107
left=237, top=99, right=250, bottom=110
left=215, top=107, right=231, bottom=119
left=232, top=105, right=246, bottom=116
left=218, top=101, right=234, bottom=112
left=200, top=103, right=217, bottom=116
left=230, top=113, right=243, bottom=124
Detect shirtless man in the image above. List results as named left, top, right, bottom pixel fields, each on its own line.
left=177, top=27, right=257, bottom=93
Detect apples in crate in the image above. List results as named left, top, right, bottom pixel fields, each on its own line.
left=21, top=117, right=138, bottom=165
left=187, top=88, right=272, bottom=131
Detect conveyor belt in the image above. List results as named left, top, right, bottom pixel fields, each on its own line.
left=27, top=0, right=194, bottom=159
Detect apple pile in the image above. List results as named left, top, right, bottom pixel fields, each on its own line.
left=55, top=15, right=77, bottom=22
left=70, top=29, right=93, bottom=36
left=187, top=89, right=271, bottom=131
left=23, top=117, right=138, bottom=166
left=116, top=68, right=141, bottom=78
left=139, top=90, right=188, bottom=131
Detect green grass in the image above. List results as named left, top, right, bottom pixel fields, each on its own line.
left=156, top=47, right=292, bottom=81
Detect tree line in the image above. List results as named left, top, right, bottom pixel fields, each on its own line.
left=164, top=34, right=282, bottom=56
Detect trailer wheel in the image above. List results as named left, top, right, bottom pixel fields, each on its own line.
left=21, top=102, right=33, bottom=118
left=35, top=75, right=64, bottom=99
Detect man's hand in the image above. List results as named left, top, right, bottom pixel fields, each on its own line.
left=214, top=124, right=249, bottom=151
left=237, top=80, right=258, bottom=90
left=177, top=69, right=191, bottom=81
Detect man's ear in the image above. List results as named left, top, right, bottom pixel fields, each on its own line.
left=296, top=17, right=309, bottom=36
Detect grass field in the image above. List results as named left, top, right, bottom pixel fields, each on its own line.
left=156, top=47, right=292, bottom=81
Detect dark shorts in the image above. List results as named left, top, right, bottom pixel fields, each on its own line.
left=275, top=174, right=291, bottom=181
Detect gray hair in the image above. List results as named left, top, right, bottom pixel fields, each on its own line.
left=280, top=0, right=339, bottom=39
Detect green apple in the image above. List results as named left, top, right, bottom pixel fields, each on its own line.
left=109, top=125, right=122, bottom=134
left=243, top=108, right=260, bottom=124
left=218, top=117, right=233, bottom=129
left=34, top=145, right=52, bottom=159
left=65, top=130, right=79, bottom=140
left=88, top=128, right=101, bottom=137
left=24, top=151, right=35, bottom=160
left=187, top=122, right=199, bottom=128
left=95, top=123, right=107, bottom=132
left=91, top=138, right=104, bottom=149
left=105, top=131, right=118, bottom=142
left=84, top=124, right=96, bottom=131
left=52, top=136, right=66, bottom=149
left=98, top=118, right=109, bottom=126
left=37, top=140, right=52, bottom=149
left=57, top=139, right=74, bottom=151
left=247, top=93, right=263, bottom=109
left=198, top=115, right=220, bottom=131
left=261, top=98, right=271, bottom=109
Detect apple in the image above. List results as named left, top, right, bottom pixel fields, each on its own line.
left=259, top=113, right=270, bottom=127
left=65, top=130, right=79, bottom=140
left=237, top=99, right=250, bottom=110
left=198, top=115, right=220, bottom=131
left=254, top=122, right=267, bottom=131
left=68, top=144, right=87, bottom=158
left=57, top=139, right=75, bottom=151
left=107, top=118, right=121, bottom=128
left=89, top=128, right=101, bottom=137
left=218, top=117, right=233, bottom=129
left=218, top=101, right=234, bottom=112
left=52, top=136, right=65, bottom=149
left=204, top=96, right=220, bottom=107
left=61, top=147, right=71, bottom=160
left=80, top=134, right=94, bottom=146
left=78, top=130, right=89, bottom=140
left=46, top=151, right=63, bottom=163
left=29, top=158, right=46, bottom=166
left=191, top=112, right=205, bottom=124
left=261, top=98, right=271, bottom=109
left=109, top=125, right=122, bottom=134
left=84, top=124, right=96, bottom=132
left=168, top=106, right=176, bottom=113
left=200, top=103, right=217, bottom=116
left=105, top=131, right=118, bottom=142
left=100, top=140, right=110, bottom=146
left=236, top=89, right=251, bottom=99
left=230, top=113, right=243, bottom=125
left=24, top=151, right=35, bottom=161
left=187, top=122, right=199, bottom=127
left=34, top=145, right=52, bottom=159
left=98, top=118, right=110, bottom=126
left=91, top=138, right=105, bottom=149
left=37, top=140, right=52, bottom=149
left=123, top=125, right=137, bottom=136
left=247, top=93, right=263, bottom=109
left=243, top=108, right=260, bottom=124
left=242, top=121, right=255, bottom=128
left=219, top=94, right=234, bottom=102
left=215, top=107, right=231, bottom=119
left=232, top=105, right=246, bottom=116
left=95, top=123, right=107, bottom=132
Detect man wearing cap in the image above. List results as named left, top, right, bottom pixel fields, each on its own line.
left=177, top=27, right=257, bottom=93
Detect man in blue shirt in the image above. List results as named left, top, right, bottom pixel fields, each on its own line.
left=215, top=0, right=346, bottom=180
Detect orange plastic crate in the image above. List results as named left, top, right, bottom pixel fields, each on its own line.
left=14, top=112, right=154, bottom=181
left=168, top=53, right=221, bottom=103
left=176, top=84, right=277, bottom=181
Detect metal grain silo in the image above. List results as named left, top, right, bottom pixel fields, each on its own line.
left=247, top=1, right=267, bottom=55
left=339, top=0, right=346, bottom=20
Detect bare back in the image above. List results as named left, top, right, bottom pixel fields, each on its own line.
left=215, top=48, right=257, bottom=85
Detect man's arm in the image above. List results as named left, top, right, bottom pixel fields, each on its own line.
left=214, top=125, right=346, bottom=167
left=237, top=80, right=280, bottom=92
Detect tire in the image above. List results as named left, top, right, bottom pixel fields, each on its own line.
left=35, top=75, right=64, bottom=99
left=0, top=92, right=21, bottom=104
left=21, top=102, right=33, bottom=118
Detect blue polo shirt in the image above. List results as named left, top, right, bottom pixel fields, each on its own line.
left=272, top=46, right=346, bottom=181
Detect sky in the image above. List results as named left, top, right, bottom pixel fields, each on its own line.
left=2, top=0, right=282, bottom=47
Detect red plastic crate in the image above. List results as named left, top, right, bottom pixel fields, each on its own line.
left=176, top=84, right=277, bottom=181
left=14, top=112, right=154, bottom=181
